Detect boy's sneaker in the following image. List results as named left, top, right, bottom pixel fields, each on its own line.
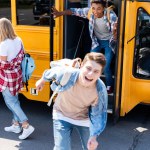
left=4, top=124, right=22, bottom=133
left=19, top=125, right=35, bottom=140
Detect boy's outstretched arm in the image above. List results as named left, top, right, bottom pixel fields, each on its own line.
left=52, top=6, right=72, bottom=18
left=35, top=66, right=70, bottom=91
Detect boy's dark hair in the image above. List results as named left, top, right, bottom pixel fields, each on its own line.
left=91, top=0, right=106, bottom=7
left=82, top=52, right=106, bottom=68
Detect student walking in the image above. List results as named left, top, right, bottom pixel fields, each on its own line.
left=52, top=0, right=118, bottom=94
left=0, top=18, right=34, bottom=140
left=36, top=52, right=108, bottom=150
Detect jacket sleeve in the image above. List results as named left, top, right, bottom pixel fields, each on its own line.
left=89, top=80, right=108, bottom=137
left=42, top=66, right=66, bottom=82
left=0, top=60, right=11, bottom=70
left=0, top=50, right=23, bottom=70
left=0, top=59, right=21, bottom=70
left=110, top=11, right=118, bottom=32
left=43, top=66, right=77, bottom=92
left=70, top=7, right=89, bottom=19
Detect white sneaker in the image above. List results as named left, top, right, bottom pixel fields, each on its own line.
left=4, top=124, right=22, bottom=133
left=18, top=125, right=35, bottom=140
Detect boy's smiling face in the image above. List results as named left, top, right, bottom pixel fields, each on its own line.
left=91, top=3, right=105, bottom=18
left=79, top=60, right=103, bottom=87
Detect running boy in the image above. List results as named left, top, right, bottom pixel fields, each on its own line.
left=52, top=0, right=118, bottom=94
left=36, top=52, right=108, bottom=150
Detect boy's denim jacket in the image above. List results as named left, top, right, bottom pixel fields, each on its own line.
left=43, top=66, right=108, bottom=137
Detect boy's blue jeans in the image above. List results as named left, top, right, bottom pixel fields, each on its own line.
left=91, top=39, right=114, bottom=87
left=53, top=119, right=89, bottom=150
left=2, top=88, right=28, bottom=123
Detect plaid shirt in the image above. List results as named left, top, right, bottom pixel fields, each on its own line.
left=70, top=7, right=117, bottom=50
left=0, top=49, right=24, bottom=96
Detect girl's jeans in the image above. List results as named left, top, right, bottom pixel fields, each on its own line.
left=91, top=39, right=114, bottom=87
left=53, top=119, right=89, bottom=150
left=2, top=88, right=28, bottom=123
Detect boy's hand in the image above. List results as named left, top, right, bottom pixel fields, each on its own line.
left=35, top=78, right=45, bottom=91
left=72, top=58, right=81, bottom=68
left=52, top=6, right=72, bottom=18
left=52, top=6, right=62, bottom=18
left=87, top=136, right=98, bottom=150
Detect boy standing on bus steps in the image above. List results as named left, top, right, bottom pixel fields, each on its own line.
left=36, top=52, right=108, bottom=150
left=52, top=0, right=118, bottom=94
left=0, top=18, right=34, bottom=140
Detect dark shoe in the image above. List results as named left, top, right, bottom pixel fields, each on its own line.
left=107, top=86, right=113, bottom=95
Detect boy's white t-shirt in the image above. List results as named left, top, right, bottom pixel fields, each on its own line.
left=53, top=79, right=98, bottom=127
left=0, top=37, right=23, bottom=61
left=94, top=17, right=112, bottom=40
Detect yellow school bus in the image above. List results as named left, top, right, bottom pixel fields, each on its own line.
left=0, top=0, right=150, bottom=119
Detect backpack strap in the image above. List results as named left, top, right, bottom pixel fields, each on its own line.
left=106, top=5, right=115, bottom=23
left=23, top=53, right=29, bottom=91
left=25, top=80, right=29, bottom=91
left=87, top=8, right=92, bottom=20
left=47, top=71, right=72, bottom=107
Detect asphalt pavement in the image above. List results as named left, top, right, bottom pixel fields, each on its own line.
left=0, top=95, right=150, bottom=150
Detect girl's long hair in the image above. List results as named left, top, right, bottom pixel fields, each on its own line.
left=0, top=18, right=17, bottom=42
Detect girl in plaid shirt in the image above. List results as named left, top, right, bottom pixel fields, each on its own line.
left=0, top=18, right=34, bottom=140
left=52, top=0, right=118, bottom=94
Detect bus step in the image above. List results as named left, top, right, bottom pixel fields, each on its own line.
left=101, top=74, right=115, bottom=78
left=108, top=93, right=114, bottom=96
left=107, top=109, right=113, bottom=114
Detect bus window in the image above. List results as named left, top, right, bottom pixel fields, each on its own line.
left=81, top=0, right=88, bottom=7
left=133, top=8, right=150, bottom=79
left=16, top=0, right=52, bottom=26
left=0, top=0, right=11, bottom=20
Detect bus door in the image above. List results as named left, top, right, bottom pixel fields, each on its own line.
left=63, top=0, right=121, bottom=117
left=11, top=0, right=63, bottom=102
left=63, top=0, right=91, bottom=59
left=120, top=0, right=150, bottom=116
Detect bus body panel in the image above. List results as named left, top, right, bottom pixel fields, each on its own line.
left=10, top=0, right=64, bottom=102
left=120, top=1, right=150, bottom=116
